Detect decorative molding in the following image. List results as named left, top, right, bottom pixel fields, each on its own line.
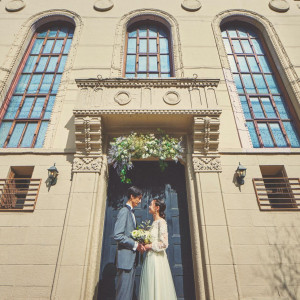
left=181, top=0, right=202, bottom=12
left=114, top=91, right=131, bottom=105
left=222, top=68, right=253, bottom=148
left=163, top=91, right=181, bottom=105
left=193, top=116, right=220, bottom=154
left=5, top=0, right=25, bottom=12
left=93, top=0, right=114, bottom=12
left=269, top=0, right=290, bottom=12
left=212, top=9, right=300, bottom=150
left=72, top=157, right=103, bottom=173
left=74, top=116, right=102, bottom=157
left=110, top=9, right=184, bottom=77
left=192, top=156, right=222, bottom=172
left=192, top=116, right=222, bottom=172
left=75, top=77, right=220, bottom=89
left=74, top=109, right=222, bottom=116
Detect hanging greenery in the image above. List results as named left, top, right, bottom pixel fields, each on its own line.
left=108, top=130, right=183, bottom=183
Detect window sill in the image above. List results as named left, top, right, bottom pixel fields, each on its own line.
left=220, top=147, right=300, bottom=154
left=0, top=148, right=76, bottom=155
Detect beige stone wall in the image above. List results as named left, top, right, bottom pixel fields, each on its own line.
left=0, top=0, right=299, bottom=299
left=0, top=154, right=73, bottom=299
left=211, top=153, right=300, bottom=300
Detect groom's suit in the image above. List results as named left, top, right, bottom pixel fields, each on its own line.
left=114, top=205, right=138, bottom=300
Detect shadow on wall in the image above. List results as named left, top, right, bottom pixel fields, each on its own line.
left=64, top=115, right=76, bottom=159
left=97, top=263, right=117, bottom=300
left=255, top=225, right=300, bottom=299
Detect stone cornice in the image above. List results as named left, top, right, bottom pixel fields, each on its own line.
left=73, top=109, right=222, bottom=116
left=75, top=77, right=220, bottom=89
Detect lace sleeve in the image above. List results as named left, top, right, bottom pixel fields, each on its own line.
left=152, top=219, right=169, bottom=252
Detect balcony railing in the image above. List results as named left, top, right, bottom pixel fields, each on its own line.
left=253, top=177, right=300, bottom=211
left=0, top=178, right=41, bottom=212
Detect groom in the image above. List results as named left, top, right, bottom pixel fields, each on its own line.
left=114, top=186, right=145, bottom=300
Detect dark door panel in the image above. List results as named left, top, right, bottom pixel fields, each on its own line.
left=98, top=162, right=195, bottom=300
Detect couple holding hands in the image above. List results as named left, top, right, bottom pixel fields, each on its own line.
left=114, top=186, right=177, bottom=300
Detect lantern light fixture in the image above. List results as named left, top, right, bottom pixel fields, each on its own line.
left=236, top=162, right=247, bottom=185
left=47, top=163, right=59, bottom=186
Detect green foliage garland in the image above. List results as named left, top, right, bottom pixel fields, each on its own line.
left=108, top=130, right=183, bottom=183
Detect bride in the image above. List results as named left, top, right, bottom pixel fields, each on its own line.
left=139, top=198, right=177, bottom=300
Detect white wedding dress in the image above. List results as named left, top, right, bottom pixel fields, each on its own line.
left=139, top=218, right=177, bottom=300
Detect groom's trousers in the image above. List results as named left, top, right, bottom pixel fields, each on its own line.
left=115, top=267, right=136, bottom=300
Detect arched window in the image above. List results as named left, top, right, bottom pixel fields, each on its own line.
left=124, top=21, right=173, bottom=78
left=0, top=22, right=74, bottom=148
left=222, top=22, right=300, bottom=148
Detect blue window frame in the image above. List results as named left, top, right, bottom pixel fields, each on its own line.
left=222, top=23, right=300, bottom=148
left=124, top=22, right=173, bottom=78
left=0, top=22, right=74, bottom=148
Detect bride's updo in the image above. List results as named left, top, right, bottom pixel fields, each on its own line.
left=154, top=198, right=166, bottom=219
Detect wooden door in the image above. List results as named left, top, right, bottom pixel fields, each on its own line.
left=98, top=162, right=196, bottom=300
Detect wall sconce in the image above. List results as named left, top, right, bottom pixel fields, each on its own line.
left=48, top=163, right=59, bottom=186
left=236, top=162, right=247, bottom=185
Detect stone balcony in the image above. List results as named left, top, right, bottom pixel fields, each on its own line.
left=72, top=77, right=222, bottom=173
left=74, top=77, right=221, bottom=113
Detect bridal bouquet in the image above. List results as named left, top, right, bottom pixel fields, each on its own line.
left=131, top=220, right=152, bottom=245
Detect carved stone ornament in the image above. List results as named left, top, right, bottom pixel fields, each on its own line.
left=74, top=109, right=221, bottom=116
left=74, top=115, right=102, bottom=157
left=114, top=91, right=131, bottom=105
left=193, top=116, right=220, bottom=155
left=93, top=0, right=114, bottom=12
left=269, top=0, right=290, bottom=12
left=181, top=0, right=202, bottom=12
left=5, top=0, right=25, bottom=12
left=72, top=157, right=103, bottom=173
left=193, top=156, right=222, bottom=172
left=76, top=78, right=219, bottom=89
left=163, top=91, right=181, bottom=105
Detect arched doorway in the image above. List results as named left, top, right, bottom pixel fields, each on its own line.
left=97, top=161, right=196, bottom=300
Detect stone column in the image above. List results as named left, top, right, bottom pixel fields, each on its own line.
left=191, top=115, right=239, bottom=300
left=51, top=115, right=108, bottom=300
left=185, top=136, right=207, bottom=300
left=51, top=157, right=107, bottom=300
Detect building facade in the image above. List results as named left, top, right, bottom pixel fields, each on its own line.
left=0, top=0, right=299, bottom=299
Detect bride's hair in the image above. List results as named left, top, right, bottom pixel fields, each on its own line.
left=154, top=198, right=166, bottom=219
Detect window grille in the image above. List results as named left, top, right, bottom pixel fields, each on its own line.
left=0, top=22, right=74, bottom=148
left=0, top=167, right=41, bottom=211
left=124, top=22, right=173, bottom=78
left=221, top=23, right=300, bottom=148
left=253, top=177, right=300, bottom=211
